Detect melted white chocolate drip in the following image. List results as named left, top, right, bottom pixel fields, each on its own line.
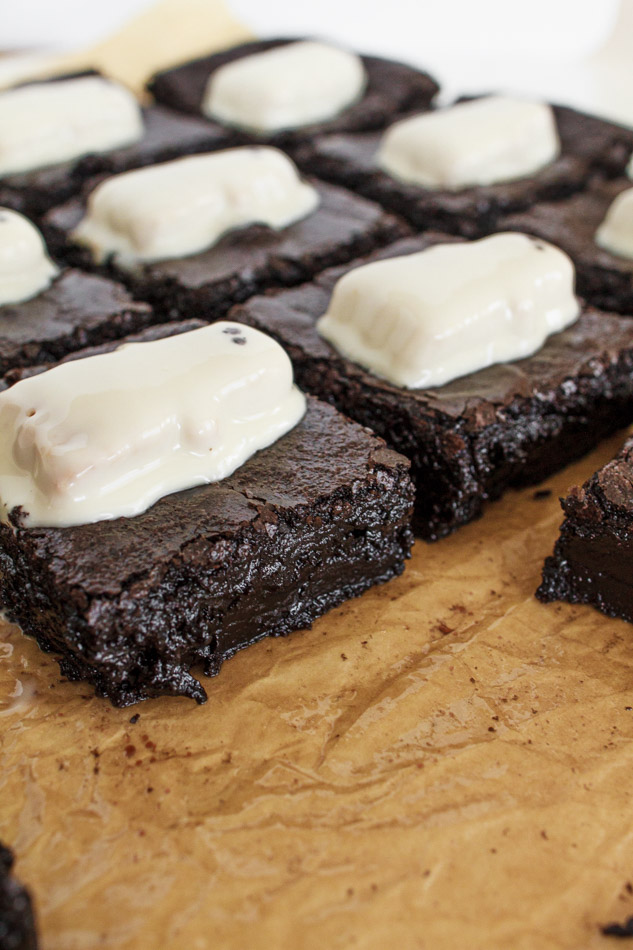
left=0, top=322, right=306, bottom=527
left=595, top=187, right=633, bottom=260
left=72, top=147, right=320, bottom=266
left=0, top=209, right=58, bottom=306
left=203, top=41, right=366, bottom=134
left=377, top=96, right=560, bottom=191
left=0, top=75, right=143, bottom=178
left=317, top=233, right=580, bottom=389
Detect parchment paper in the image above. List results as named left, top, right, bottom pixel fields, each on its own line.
left=3, top=430, right=633, bottom=950
left=3, top=5, right=633, bottom=947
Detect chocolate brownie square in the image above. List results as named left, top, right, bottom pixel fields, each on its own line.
left=42, top=180, right=408, bottom=321
left=0, top=92, right=233, bottom=220
left=0, top=385, right=414, bottom=706
left=293, top=105, right=617, bottom=237
left=230, top=234, right=633, bottom=540
left=538, top=434, right=633, bottom=622
left=147, top=38, right=439, bottom=148
left=500, top=178, right=633, bottom=315
left=0, top=269, right=152, bottom=377
left=0, top=844, right=37, bottom=950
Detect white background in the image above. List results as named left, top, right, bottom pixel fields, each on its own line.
left=3, top=0, right=633, bottom=124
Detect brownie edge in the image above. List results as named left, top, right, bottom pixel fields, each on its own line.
left=0, top=398, right=414, bottom=706
left=537, top=436, right=633, bottom=623
left=0, top=844, right=38, bottom=950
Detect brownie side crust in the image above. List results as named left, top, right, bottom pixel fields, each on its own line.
left=230, top=234, right=633, bottom=540
left=537, top=436, right=633, bottom=622
left=42, top=180, right=409, bottom=321
left=293, top=127, right=593, bottom=238
left=147, top=38, right=439, bottom=146
left=0, top=397, right=414, bottom=706
left=500, top=178, right=633, bottom=316
left=0, top=844, right=37, bottom=950
left=0, top=105, right=233, bottom=221
left=0, top=270, right=153, bottom=377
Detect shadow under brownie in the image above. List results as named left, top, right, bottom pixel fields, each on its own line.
left=538, top=434, right=633, bottom=623
left=500, top=178, right=633, bottom=315
left=230, top=234, right=633, bottom=540
left=42, top=179, right=408, bottom=322
left=292, top=104, right=631, bottom=237
left=0, top=843, right=37, bottom=950
left=147, top=37, right=439, bottom=150
left=0, top=389, right=414, bottom=706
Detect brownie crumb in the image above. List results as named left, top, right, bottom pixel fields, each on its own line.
left=601, top=916, right=633, bottom=937
left=436, top=621, right=454, bottom=635
left=533, top=488, right=552, bottom=500
left=129, top=714, right=140, bottom=724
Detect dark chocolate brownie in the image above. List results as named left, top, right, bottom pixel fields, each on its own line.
left=42, top=180, right=409, bottom=321
left=147, top=38, right=439, bottom=148
left=0, top=392, right=414, bottom=706
left=0, top=102, right=233, bottom=221
left=0, top=269, right=152, bottom=377
left=538, top=435, right=633, bottom=622
left=499, top=178, right=633, bottom=315
left=0, top=844, right=37, bottom=950
left=230, top=234, right=633, bottom=540
left=292, top=106, right=618, bottom=237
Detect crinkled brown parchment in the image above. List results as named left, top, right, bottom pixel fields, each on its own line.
left=2, top=429, right=633, bottom=950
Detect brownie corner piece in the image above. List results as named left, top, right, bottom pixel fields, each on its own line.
left=537, top=436, right=633, bottom=623
left=0, top=843, right=38, bottom=950
left=0, top=396, right=414, bottom=706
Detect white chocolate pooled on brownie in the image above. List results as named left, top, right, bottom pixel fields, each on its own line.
left=317, top=233, right=580, bottom=389
left=0, top=209, right=58, bottom=306
left=203, top=41, right=366, bottom=133
left=0, top=322, right=306, bottom=527
left=72, top=147, right=320, bottom=266
left=0, top=75, right=143, bottom=177
left=595, top=187, right=633, bottom=260
left=377, top=96, right=560, bottom=191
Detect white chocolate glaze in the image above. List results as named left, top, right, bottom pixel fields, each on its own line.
left=0, top=75, right=143, bottom=177
left=203, top=41, right=366, bottom=134
left=317, top=233, right=580, bottom=389
left=377, top=96, right=560, bottom=191
left=0, top=322, right=306, bottom=527
left=595, top=186, right=633, bottom=260
left=0, top=209, right=58, bottom=306
left=72, top=147, right=320, bottom=266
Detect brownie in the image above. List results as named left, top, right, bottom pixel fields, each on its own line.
left=537, top=435, right=633, bottom=621
left=0, top=392, right=414, bottom=706
left=499, top=178, right=633, bottom=315
left=229, top=234, right=633, bottom=540
left=42, top=180, right=409, bottom=321
left=0, top=269, right=152, bottom=377
left=147, top=38, right=439, bottom=148
left=292, top=105, right=619, bottom=237
left=0, top=844, right=37, bottom=950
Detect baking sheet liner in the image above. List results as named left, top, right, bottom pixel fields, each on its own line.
left=3, top=4, right=633, bottom=945
left=3, top=430, right=633, bottom=950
